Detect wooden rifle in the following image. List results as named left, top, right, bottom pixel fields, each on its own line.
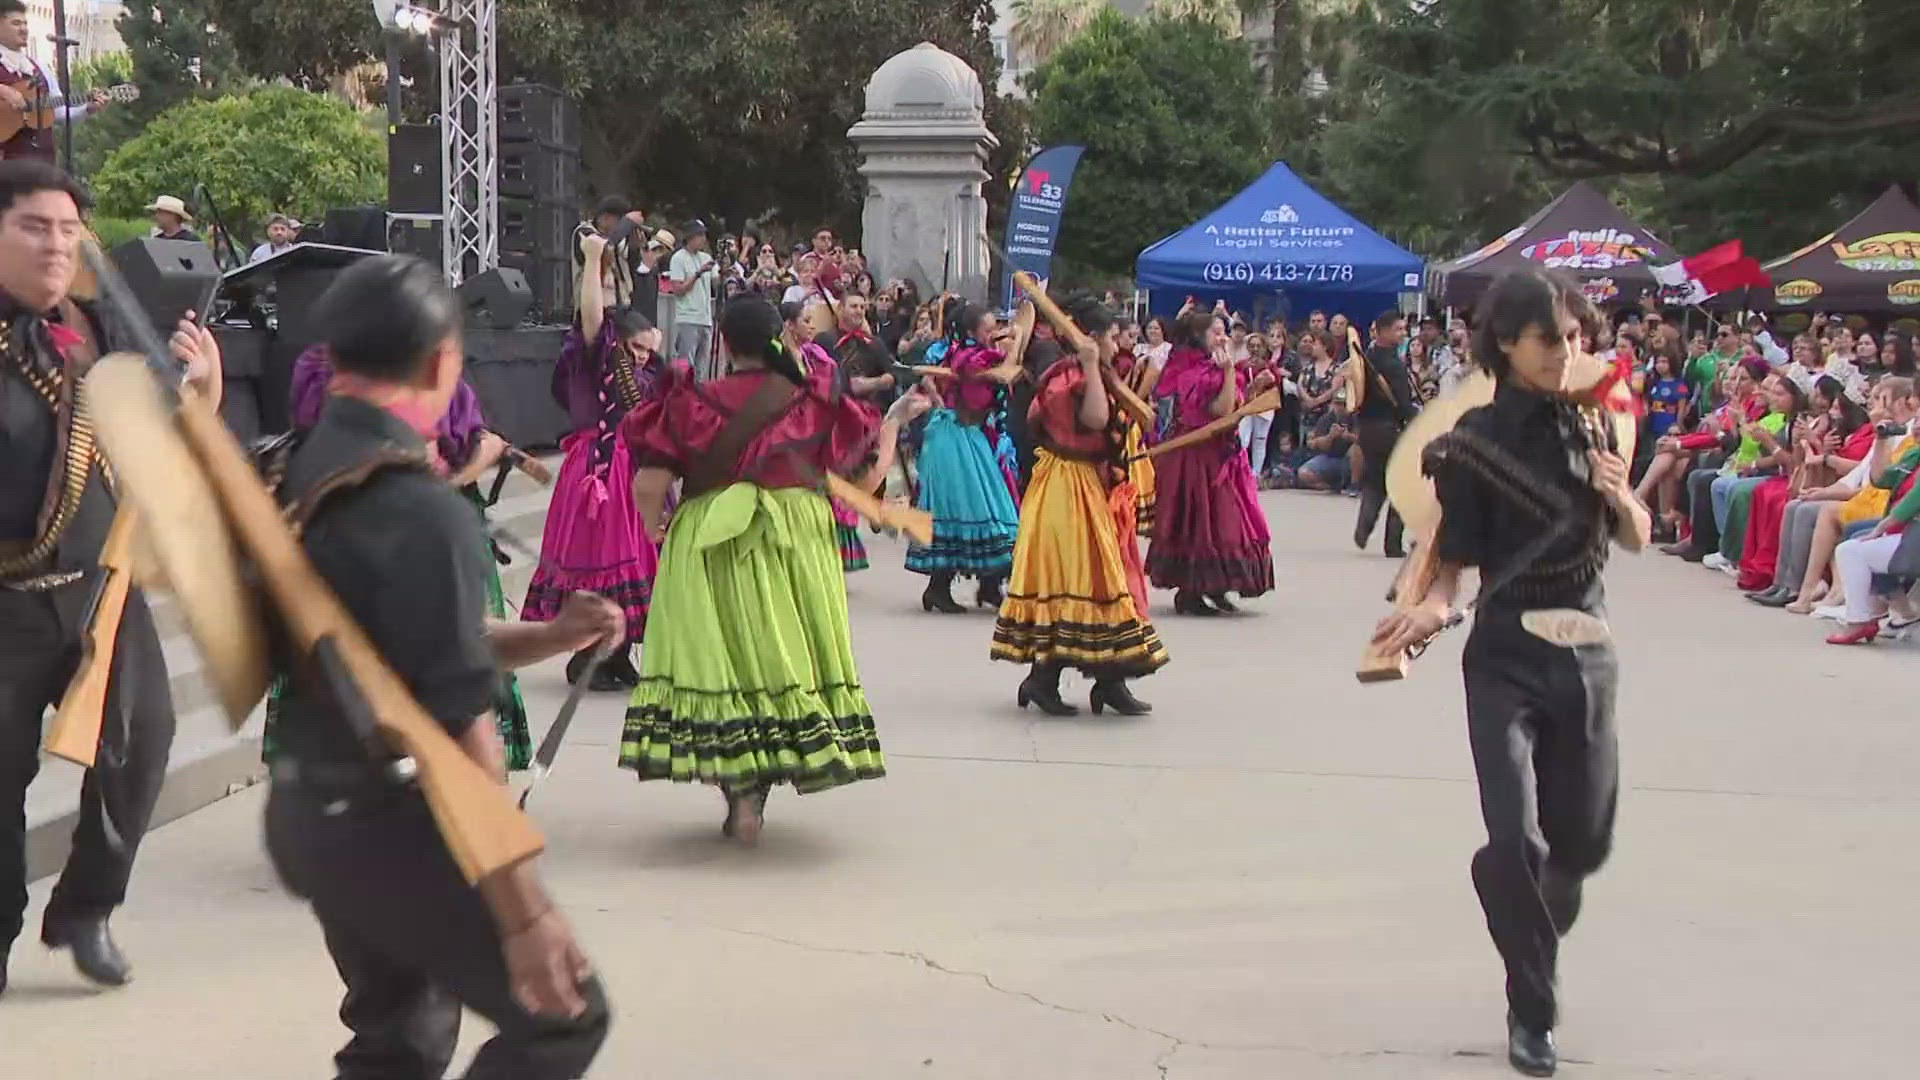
left=42, top=506, right=138, bottom=767
left=1129, top=387, right=1282, bottom=462
left=79, top=240, right=544, bottom=885
left=1008, top=271, right=1156, bottom=430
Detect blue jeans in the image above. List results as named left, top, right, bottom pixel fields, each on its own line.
left=1710, top=473, right=1764, bottom=530
left=1299, top=453, right=1349, bottom=489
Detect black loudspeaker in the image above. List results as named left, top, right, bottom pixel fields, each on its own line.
left=387, top=216, right=443, bottom=262
left=109, top=238, right=223, bottom=336
left=499, top=83, right=578, bottom=149
left=457, top=267, right=533, bottom=330
left=498, top=140, right=581, bottom=205
left=324, top=206, right=388, bottom=252
left=499, top=252, right=570, bottom=323
left=499, top=197, right=572, bottom=261
left=388, top=124, right=442, bottom=215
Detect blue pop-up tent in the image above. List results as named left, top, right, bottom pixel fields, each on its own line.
left=1135, top=162, right=1423, bottom=323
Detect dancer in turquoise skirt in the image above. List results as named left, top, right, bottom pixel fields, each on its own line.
left=618, top=296, right=928, bottom=841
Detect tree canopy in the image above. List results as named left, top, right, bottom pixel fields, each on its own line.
left=92, top=88, right=384, bottom=241
left=1023, top=9, right=1269, bottom=280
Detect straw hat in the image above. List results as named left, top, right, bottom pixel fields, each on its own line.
left=144, top=195, right=193, bottom=222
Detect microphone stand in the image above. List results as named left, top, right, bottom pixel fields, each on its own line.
left=48, top=1, right=76, bottom=175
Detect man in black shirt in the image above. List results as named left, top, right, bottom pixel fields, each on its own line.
left=0, top=160, right=218, bottom=995
left=1373, top=268, right=1650, bottom=1077
left=812, top=291, right=895, bottom=404
left=1352, top=310, right=1418, bottom=557
left=265, top=255, right=618, bottom=1078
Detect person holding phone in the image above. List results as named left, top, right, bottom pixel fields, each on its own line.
left=665, top=220, right=718, bottom=378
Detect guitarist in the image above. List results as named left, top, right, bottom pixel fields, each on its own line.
left=1352, top=309, right=1419, bottom=558
left=0, top=160, right=217, bottom=995
left=0, top=2, right=110, bottom=164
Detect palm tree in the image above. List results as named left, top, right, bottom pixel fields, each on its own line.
left=1009, top=0, right=1106, bottom=69
left=1147, top=0, right=1244, bottom=34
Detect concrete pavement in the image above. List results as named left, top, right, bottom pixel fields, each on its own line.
left=6, top=490, right=1913, bottom=1078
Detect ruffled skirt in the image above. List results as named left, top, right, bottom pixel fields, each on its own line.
left=522, top=430, right=657, bottom=645
left=618, top=484, right=883, bottom=793
left=992, top=451, right=1168, bottom=678
left=905, top=409, right=1019, bottom=578
left=1145, top=435, right=1274, bottom=596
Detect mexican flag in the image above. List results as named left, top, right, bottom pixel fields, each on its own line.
left=1649, top=240, right=1771, bottom=304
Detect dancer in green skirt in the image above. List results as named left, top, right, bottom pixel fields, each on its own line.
left=618, top=296, right=928, bottom=841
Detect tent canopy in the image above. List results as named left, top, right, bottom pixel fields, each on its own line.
left=1432, top=182, right=1678, bottom=311
left=1736, top=187, right=1920, bottom=313
left=1135, top=162, right=1423, bottom=323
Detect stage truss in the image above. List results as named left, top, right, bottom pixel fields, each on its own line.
left=438, top=0, right=498, bottom=284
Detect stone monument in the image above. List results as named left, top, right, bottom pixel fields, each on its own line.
left=848, top=42, right=999, bottom=304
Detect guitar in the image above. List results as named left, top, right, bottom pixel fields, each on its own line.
left=0, top=82, right=138, bottom=142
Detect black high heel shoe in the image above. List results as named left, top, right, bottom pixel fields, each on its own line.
left=1016, top=664, right=1078, bottom=716
left=921, top=573, right=966, bottom=614
left=1206, top=593, right=1239, bottom=614
left=1174, top=591, right=1218, bottom=616
left=1089, top=680, right=1152, bottom=716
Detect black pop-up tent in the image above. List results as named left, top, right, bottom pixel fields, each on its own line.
left=1732, top=187, right=1920, bottom=313
left=1431, top=181, right=1679, bottom=310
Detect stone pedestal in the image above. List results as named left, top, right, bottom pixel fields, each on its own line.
left=849, top=42, right=1000, bottom=305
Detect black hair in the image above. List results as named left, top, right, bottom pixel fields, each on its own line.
left=1889, top=330, right=1917, bottom=378
left=593, top=196, right=630, bottom=220
left=1064, top=294, right=1114, bottom=336
left=0, top=159, right=91, bottom=216
left=0, top=1, right=25, bottom=17
left=1172, top=309, right=1216, bottom=351
left=719, top=296, right=805, bottom=386
left=316, top=255, right=460, bottom=381
left=1372, top=308, right=1406, bottom=333
left=1821, top=375, right=1870, bottom=436
left=609, top=306, right=654, bottom=339
left=1770, top=370, right=1809, bottom=421
left=1470, top=267, right=1600, bottom=381
left=777, top=300, right=807, bottom=324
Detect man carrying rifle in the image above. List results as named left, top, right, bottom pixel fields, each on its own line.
left=264, top=254, right=619, bottom=1078
left=0, top=159, right=219, bottom=995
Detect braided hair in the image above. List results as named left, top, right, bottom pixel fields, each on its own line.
left=719, top=295, right=807, bottom=386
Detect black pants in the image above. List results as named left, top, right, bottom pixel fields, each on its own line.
left=0, top=584, right=175, bottom=949
left=1460, top=608, right=1619, bottom=1033
left=266, top=781, right=610, bottom=1079
left=1685, top=468, right=1719, bottom=552
left=1355, top=418, right=1404, bottom=553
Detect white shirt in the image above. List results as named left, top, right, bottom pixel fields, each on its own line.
left=668, top=248, right=715, bottom=326
left=0, top=48, right=90, bottom=125
left=249, top=241, right=293, bottom=264
left=782, top=283, right=819, bottom=307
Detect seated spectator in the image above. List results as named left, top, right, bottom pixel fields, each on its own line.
left=1781, top=377, right=1919, bottom=614
left=1740, top=375, right=1872, bottom=598
left=1663, top=359, right=1774, bottom=560
left=1293, top=395, right=1357, bottom=492
left=1826, top=432, right=1920, bottom=644
left=1884, top=330, right=1918, bottom=379
left=1703, top=373, right=1809, bottom=573
left=1643, top=361, right=1758, bottom=545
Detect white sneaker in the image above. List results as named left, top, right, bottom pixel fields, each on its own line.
left=1813, top=604, right=1848, bottom=621
left=1702, top=552, right=1732, bottom=573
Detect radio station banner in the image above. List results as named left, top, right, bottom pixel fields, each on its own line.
left=998, top=145, right=1085, bottom=310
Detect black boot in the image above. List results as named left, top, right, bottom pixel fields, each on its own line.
left=1017, top=663, right=1078, bottom=716
left=1089, top=679, right=1152, bottom=716
left=42, top=916, right=131, bottom=988
left=976, top=575, right=1005, bottom=609
left=1206, top=593, right=1239, bottom=614
left=1506, top=1014, right=1557, bottom=1077
left=605, top=646, right=641, bottom=689
left=567, top=648, right=628, bottom=692
left=1174, top=590, right=1218, bottom=616
left=1383, top=508, right=1406, bottom=559
left=921, top=573, right=966, bottom=614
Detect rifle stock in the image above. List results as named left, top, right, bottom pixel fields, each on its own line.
left=1356, top=525, right=1442, bottom=684
left=44, top=506, right=139, bottom=767
left=170, top=390, right=544, bottom=884
left=824, top=473, right=934, bottom=545
left=1009, top=272, right=1156, bottom=430
left=1133, top=388, right=1282, bottom=461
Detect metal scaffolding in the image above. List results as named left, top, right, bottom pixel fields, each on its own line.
left=438, top=0, right=498, bottom=284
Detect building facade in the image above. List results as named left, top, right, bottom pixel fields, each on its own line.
left=23, top=0, right=126, bottom=64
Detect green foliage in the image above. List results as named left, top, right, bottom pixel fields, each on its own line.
left=498, top=0, right=1003, bottom=238
left=1024, top=10, right=1269, bottom=279
left=1297, top=0, right=1920, bottom=262
left=89, top=216, right=153, bottom=249
left=92, top=88, right=384, bottom=242
left=203, top=0, right=381, bottom=90
left=71, top=3, right=250, bottom=180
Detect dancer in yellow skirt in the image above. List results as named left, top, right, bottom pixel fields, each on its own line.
left=992, top=296, right=1169, bottom=715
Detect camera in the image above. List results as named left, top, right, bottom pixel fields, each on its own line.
left=1877, top=422, right=1907, bottom=438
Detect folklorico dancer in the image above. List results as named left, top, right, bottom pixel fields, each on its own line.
left=262, top=345, right=534, bottom=769
left=992, top=295, right=1168, bottom=716
left=907, top=300, right=1021, bottom=613
left=1113, top=316, right=1158, bottom=538
left=261, top=255, right=618, bottom=1077
left=524, top=231, right=666, bottom=691
left=1145, top=309, right=1275, bottom=615
left=618, top=296, right=929, bottom=842
left=1370, top=267, right=1646, bottom=1078
left=0, top=161, right=221, bottom=995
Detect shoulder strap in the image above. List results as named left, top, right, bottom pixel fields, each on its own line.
left=681, top=375, right=803, bottom=499
left=284, top=446, right=435, bottom=534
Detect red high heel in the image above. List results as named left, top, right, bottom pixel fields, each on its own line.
left=1825, top=619, right=1883, bottom=646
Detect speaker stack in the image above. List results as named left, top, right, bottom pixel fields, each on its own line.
left=497, top=83, right=582, bottom=321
